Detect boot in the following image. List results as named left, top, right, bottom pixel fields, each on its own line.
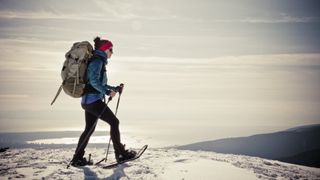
left=71, top=152, right=93, bottom=167
left=114, top=144, right=137, bottom=162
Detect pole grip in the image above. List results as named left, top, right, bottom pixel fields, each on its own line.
left=107, top=83, right=124, bottom=102
left=119, top=83, right=124, bottom=94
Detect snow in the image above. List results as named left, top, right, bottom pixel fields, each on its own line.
left=1, top=147, right=319, bottom=180
left=162, top=159, right=257, bottom=180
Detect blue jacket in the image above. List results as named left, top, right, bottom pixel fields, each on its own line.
left=81, top=50, right=117, bottom=104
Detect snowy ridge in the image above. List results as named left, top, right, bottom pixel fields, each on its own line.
left=1, top=148, right=319, bottom=179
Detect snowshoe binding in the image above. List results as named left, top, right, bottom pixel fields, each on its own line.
left=115, top=144, right=137, bottom=163
left=71, top=154, right=93, bottom=167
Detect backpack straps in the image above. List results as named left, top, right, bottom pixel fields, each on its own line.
left=50, top=84, right=63, bottom=105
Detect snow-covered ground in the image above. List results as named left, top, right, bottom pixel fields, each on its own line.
left=1, top=147, right=319, bottom=180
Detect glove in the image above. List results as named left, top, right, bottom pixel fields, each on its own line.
left=115, top=83, right=124, bottom=93
left=115, top=86, right=122, bottom=93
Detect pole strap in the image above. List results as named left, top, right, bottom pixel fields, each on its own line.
left=50, top=84, right=63, bottom=105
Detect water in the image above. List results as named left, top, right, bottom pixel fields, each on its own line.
left=0, top=131, right=166, bottom=149
left=0, top=125, right=290, bottom=149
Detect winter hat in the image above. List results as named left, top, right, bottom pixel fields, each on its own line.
left=94, top=37, right=113, bottom=51
left=99, top=40, right=113, bottom=51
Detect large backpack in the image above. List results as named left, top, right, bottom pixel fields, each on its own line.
left=51, top=41, right=93, bottom=105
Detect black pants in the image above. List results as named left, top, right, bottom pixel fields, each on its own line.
left=74, top=100, right=123, bottom=158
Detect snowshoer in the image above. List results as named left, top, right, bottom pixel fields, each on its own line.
left=71, top=37, right=136, bottom=167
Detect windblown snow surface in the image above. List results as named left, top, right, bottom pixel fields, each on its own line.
left=1, top=147, right=319, bottom=180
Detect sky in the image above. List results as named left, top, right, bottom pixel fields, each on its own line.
left=0, top=0, right=320, bottom=145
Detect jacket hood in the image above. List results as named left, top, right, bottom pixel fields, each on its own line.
left=93, top=50, right=108, bottom=64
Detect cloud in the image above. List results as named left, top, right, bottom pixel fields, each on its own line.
left=0, top=10, right=113, bottom=21
left=205, top=13, right=320, bottom=24
left=240, top=14, right=320, bottom=24
left=0, top=0, right=139, bottom=21
left=0, top=94, right=33, bottom=111
left=1, top=0, right=319, bottom=59
left=0, top=0, right=175, bottom=21
left=1, top=0, right=319, bottom=24
left=0, top=94, right=30, bottom=99
left=115, top=53, right=320, bottom=68
left=1, top=52, right=320, bottom=132
left=0, top=0, right=176, bottom=22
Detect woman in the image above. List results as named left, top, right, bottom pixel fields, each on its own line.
left=71, top=37, right=136, bottom=167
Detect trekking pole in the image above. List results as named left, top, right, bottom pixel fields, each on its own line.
left=103, top=96, right=113, bottom=163
left=105, top=83, right=124, bottom=162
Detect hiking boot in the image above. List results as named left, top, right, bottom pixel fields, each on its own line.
left=115, top=149, right=137, bottom=162
left=114, top=143, right=137, bottom=162
left=71, top=157, right=93, bottom=167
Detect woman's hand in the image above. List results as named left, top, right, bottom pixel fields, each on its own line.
left=109, top=90, right=117, bottom=98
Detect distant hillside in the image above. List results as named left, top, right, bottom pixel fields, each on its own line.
left=179, top=124, right=320, bottom=167
left=279, top=149, right=320, bottom=168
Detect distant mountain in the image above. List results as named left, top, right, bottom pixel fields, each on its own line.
left=279, top=149, right=320, bottom=168
left=179, top=124, right=320, bottom=167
